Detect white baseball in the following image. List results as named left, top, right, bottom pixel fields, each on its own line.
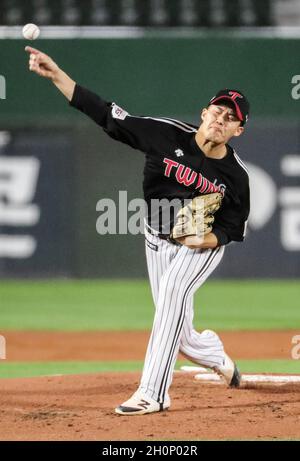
left=22, top=23, right=40, bottom=40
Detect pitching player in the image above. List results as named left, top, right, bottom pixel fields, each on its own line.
left=26, top=46, right=250, bottom=415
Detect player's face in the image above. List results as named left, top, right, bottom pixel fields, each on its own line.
left=200, top=104, right=244, bottom=144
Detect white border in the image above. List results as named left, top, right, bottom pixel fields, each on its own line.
left=194, top=373, right=300, bottom=383
left=1, top=26, right=300, bottom=40
left=180, top=366, right=300, bottom=384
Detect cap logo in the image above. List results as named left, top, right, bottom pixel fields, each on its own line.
left=229, top=91, right=243, bottom=100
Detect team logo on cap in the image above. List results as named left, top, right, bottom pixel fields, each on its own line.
left=228, top=91, right=243, bottom=100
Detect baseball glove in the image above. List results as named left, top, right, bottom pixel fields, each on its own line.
left=170, top=192, right=223, bottom=240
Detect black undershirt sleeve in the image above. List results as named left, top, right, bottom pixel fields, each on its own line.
left=69, top=83, right=166, bottom=153
left=69, top=84, right=110, bottom=126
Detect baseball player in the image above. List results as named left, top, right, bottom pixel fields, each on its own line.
left=26, top=46, right=250, bottom=416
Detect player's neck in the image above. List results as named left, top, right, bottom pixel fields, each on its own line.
left=195, top=131, right=227, bottom=159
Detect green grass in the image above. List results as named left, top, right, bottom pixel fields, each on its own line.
left=236, top=360, right=300, bottom=374
left=0, top=279, right=299, bottom=331
left=0, top=361, right=142, bottom=379
left=0, top=359, right=299, bottom=379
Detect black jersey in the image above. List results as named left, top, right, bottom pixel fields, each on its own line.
left=70, top=84, right=250, bottom=246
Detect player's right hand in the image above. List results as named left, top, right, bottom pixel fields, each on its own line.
left=25, top=46, right=59, bottom=80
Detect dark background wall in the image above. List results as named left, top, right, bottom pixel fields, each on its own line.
left=1, top=37, right=300, bottom=122
left=0, top=36, right=299, bottom=277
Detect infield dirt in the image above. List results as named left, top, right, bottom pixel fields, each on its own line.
left=2, top=329, right=298, bottom=361
left=0, top=330, right=299, bottom=440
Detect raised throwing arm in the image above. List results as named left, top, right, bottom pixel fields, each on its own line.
left=25, top=46, right=75, bottom=101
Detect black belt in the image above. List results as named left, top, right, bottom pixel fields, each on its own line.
left=145, top=224, right=180, bottom=245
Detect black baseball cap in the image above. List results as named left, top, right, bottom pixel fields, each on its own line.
left=208, top=89, right=250, bottom=125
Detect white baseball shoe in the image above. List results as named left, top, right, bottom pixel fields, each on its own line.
left=115, top=391, right=171, bottom=415
left=212, top=352, right=241, bottom=388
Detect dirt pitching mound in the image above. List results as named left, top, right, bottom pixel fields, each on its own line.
left=3, top=330, right=297, bottom=361
left=1, top=372, right=300, bottom=441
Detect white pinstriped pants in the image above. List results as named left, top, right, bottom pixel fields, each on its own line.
left=138, top=226, right=226, bottom=405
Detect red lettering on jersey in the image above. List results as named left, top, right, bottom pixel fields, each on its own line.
left=199, top=177, right=208, bottom=194
left=163, top=157, right=225, bottom=194
left=196, top=173, right=220, bottom=194
left=163, top=158, right=179, bottom=177
left=195, top=173, right=203, bottom=190
left=175, top=164, right=197, bottom=186
left=206, top=182, right=215, bottom=193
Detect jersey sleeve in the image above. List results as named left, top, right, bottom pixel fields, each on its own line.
left=213, top=179, right=250, bottom=244
left=69, top=84, right=166, bottom=153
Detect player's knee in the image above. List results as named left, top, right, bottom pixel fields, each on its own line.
left=179, top=338, right=190, bottom=352
left=179, top=342, right=187, bottom=354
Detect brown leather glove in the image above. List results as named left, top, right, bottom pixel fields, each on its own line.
left=170, top=192, right=223, bottom=240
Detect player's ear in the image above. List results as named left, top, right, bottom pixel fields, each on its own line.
left=233, top=125, right=244, bottom=137
left=201, top=107, right=208, bottom=122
